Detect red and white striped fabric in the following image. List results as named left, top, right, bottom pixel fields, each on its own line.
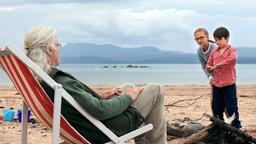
left=0, top=48, right=90, bottom=144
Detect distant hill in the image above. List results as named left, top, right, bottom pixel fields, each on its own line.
left=60, top=43, right=256, bottom=64
left=237, top=47, right=256, bottom=58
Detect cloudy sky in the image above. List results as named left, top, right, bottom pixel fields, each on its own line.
left=0, top=0, right=256, bottom=53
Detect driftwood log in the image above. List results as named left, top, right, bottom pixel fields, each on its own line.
left=169, top=114, right=256, bottom=144
left=205, top=114, right=256, bottom=143
left=167, top=119, right=204, bottom=138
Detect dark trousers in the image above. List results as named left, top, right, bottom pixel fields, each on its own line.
left=212, top=83, right=241, bottom=128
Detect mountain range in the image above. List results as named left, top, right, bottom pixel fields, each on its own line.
left=60, top=43, right=256, bottom=64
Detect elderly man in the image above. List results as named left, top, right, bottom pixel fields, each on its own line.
left=24, top=26, right=167, bottom=144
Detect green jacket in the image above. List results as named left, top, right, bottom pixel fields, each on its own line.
left=40, top=68, right=144, bottom=143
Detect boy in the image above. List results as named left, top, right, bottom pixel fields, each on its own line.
left=206, top=27, right=241, bottom=128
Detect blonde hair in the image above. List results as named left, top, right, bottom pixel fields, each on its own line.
left=194, top=28, right=215, bottom=43
left=194, top=28, right=209, bottom=36
left=24, top=26, right=56, bottom=75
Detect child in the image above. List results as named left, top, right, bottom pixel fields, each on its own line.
left=206, top=27, right=241, bottom=128
left=194, top=28, right=216, bottom=84
left=194, top=28, right=216, bottom=114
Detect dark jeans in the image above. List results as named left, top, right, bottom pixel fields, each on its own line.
left=212, top=83, right=241, bottom=128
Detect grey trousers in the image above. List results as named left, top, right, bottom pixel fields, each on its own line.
left=119, top=83, right=167, bottom=144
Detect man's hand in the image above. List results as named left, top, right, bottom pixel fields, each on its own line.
left=100, top=88, right=122, bottom=99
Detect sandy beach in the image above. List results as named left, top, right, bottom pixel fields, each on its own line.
left=0, top=84, right=256, bottom=144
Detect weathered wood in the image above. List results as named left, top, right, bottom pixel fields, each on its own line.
left=205, top=113, right=256, bottom=143
left=176, top=124, right=214, bottom=144
left=167, top=119, right=204, bottom=137
left=169, top=114, right=256, bottom=144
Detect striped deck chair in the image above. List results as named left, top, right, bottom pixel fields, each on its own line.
left=0, top=42, right=153, bottom=144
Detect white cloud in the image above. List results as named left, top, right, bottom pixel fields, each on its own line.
left=0, top=1, right=256, bottom=52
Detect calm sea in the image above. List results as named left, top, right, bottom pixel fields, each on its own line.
left=1, top=64, right=256, bottom=85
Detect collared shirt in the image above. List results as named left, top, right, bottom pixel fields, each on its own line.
left=206, top=45, right=237, bottom=87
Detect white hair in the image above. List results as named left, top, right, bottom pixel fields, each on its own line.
left=24, top=26, right=56, bottom=75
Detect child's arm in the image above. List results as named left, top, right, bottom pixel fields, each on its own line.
left=197, top=52, right=212, bottom=78
left=216, top=48, right=237, bottom=68
left=206, top=52, right=214, bottom=71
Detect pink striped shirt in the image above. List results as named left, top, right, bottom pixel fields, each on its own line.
left=206, top=45, right=237, bottom=87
